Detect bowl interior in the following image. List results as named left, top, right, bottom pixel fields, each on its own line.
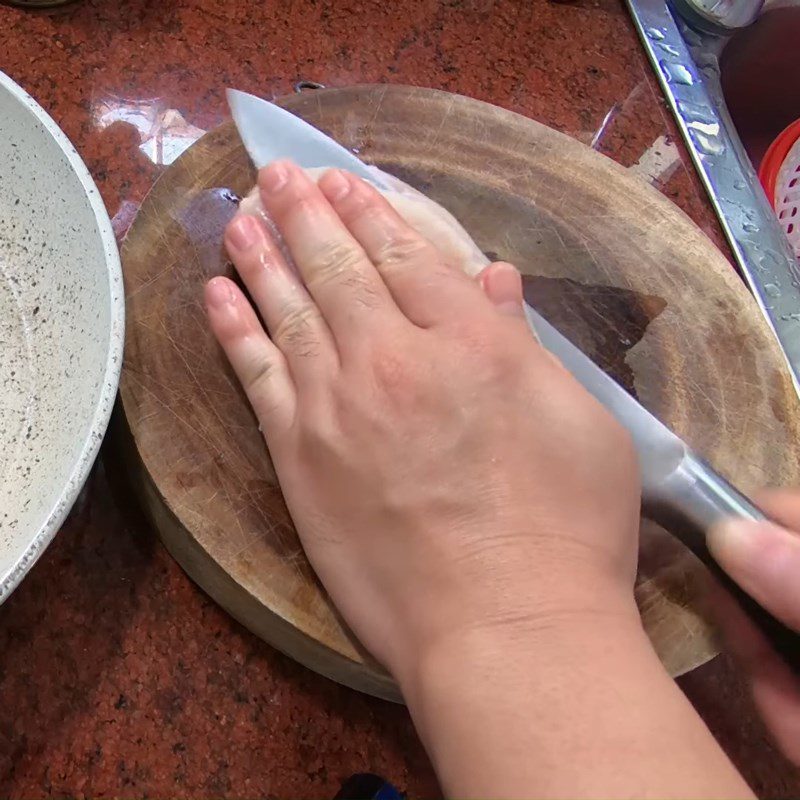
left=0, top=76, right=122, bottom=597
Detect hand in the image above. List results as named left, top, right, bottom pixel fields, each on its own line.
left=205, top=160, right=640, bottom=679
left=708, top=490, right=800, bottom=765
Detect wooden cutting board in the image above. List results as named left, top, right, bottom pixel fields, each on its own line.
left=119, top=85, right=800, bottom=701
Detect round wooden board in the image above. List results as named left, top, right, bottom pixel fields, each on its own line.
left=119, top=85, right=800, bottom=701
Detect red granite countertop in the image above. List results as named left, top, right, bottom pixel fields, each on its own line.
left=0, top=0, right=797, bottom=796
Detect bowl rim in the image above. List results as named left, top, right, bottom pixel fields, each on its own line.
left=0, top=70, right=125, bottom=603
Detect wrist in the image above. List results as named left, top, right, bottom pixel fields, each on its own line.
left=395, top=568, right=644, bottom=710
left=393, top=582, right=750, bottom=800
left=395, top=580, right=654, bottom=799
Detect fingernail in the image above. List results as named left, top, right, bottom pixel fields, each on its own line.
left=227, top=215, right=261, bottom=251
left=261, top=161, right=290, bottom=193
left=707, top=519, right=787, bottom=571
left=206, top=277, right=236, bottom=308
left=324, top=169, right=352, bottom=201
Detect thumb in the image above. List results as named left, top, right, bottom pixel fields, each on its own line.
left=707, top=519, right=800, bottom=631
left=477, top=261, right=526, bottom=318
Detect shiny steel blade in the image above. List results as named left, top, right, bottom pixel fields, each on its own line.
left=524, top=302, right=687, bottom=495
left=226, top=88, right=389, bottom=188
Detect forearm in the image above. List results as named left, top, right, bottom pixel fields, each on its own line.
left=398, top=585, right=753, bottom=800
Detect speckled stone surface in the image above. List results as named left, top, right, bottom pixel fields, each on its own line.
left=0, top=71, right=123, bottom=606
left=0, top=0, right=797, bottom=796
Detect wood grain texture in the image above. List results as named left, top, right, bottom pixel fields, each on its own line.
left=120, top=85, right=800, bottom=701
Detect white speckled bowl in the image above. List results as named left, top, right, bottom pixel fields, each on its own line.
left=0, top=72, right=124, bottom=602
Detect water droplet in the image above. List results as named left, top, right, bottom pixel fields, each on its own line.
left=658, top=43, right=681, bottom=57
left=659, top=61, right=694, bottom=86
left=688, top=128, right=725, bottom=156
left=779, top=313, right=800, bottom=322
left=646, top=27, right=665, bottom=40
left=765, top=283, right=781, bottom=298
left=687, top=119, right=720, bottom=137
left=733, top=179, right=746, bottom=190
left=742, top=221, right=759, bottom=233
left=351, top=146, right=361, bottom=155
left=677, top=100, right=715, bottom=127
left=760, top=252, right=781, bottom=270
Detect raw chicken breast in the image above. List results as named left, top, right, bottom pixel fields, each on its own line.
left=236, top=166, right=491, bottom=276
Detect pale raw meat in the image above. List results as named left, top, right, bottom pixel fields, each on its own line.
left=237, top=166, right=491, bottom=276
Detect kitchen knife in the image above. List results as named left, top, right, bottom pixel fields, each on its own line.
left=227, top=88, right=391, bottom=189
left=228, top=88, right=800, bottom=672
left=528, top=308, right=799, bottom=674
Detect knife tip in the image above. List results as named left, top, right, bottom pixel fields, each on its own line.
left=226, top=87, right=254, bottom=112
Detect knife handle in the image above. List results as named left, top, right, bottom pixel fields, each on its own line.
left=644, top=452, right=800, bottom=676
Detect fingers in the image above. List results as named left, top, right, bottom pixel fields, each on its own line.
left=477, top=261, right=526, bottom=318
left=257, top=161, right=401, bottom=337
left=205, top=276, right=296, bottom=435
left=756, top=488, right=800, bottom=531
left=316, top=168, right=488, bottom=327
left=707, top=519, right=800, bottom=630
left=707, top=576, right=785, bottom=671
left=707, top=576, right=800, bottom=764
left=751, top=661, right=800, bottom=765
left=708, top=498, right=800, bottom=766
left=224, top=214, right=338, bottom=383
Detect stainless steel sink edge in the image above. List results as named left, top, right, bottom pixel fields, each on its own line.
left=626, top=0, right=800, bottom=394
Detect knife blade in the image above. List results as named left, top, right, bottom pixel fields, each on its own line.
left=524, top=305, right=758, bottom=545
left=227, top=88, right=800, bottom=672
left=525, top=306, right=686, bottom=498
left=227, top=88, right=390, bottom=189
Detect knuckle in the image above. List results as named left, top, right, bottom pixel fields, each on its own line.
left=287, top=196, right=319, bottom=221
left=273, top=304, right=322, bottom=356
left=335, top=180, right=377, bottom=218
left=370, top=350, right=423, bottom=408
left=305, top=238, right=383, bottom=308
left=342, top=270, right=383, bottom=309
left=375, top=234, right=433, bottom=272
left=244, top=351, right=278, bottom=395
left=307, top=240, right=366, bottom=288
left=235, top=241, right=273, bottom=277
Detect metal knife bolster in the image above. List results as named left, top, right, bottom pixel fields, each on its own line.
left=644, top=451, right=765, bottom=559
